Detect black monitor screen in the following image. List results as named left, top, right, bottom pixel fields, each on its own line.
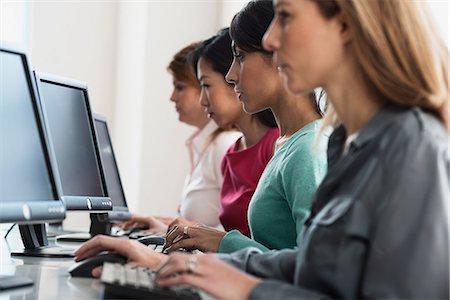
left=0, top=51, right=56, bottom=202
left=95, top=119, right=127, bottom=208
left=38, top=82, right=103, bottom=197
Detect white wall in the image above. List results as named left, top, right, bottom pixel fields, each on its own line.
left=29, top=1, right=118, bottom=119
left=220, top=0, right=249, bottom=27
left=115, top=1, right=222, bottom=217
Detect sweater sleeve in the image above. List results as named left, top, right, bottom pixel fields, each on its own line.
left=218, top=230, right=270, bottom=253
left=280, top=131, right=327, bottom=241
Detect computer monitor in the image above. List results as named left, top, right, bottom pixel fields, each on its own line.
left=94, top=114, right=131, bottom=222
left=0, top=46, right=66, bottom=290
left=33, top=71, right=112, bottom=211
left=0, top=47, right=65, bottom=224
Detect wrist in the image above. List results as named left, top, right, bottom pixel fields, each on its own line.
left=238, top=276, right=261, bottom=300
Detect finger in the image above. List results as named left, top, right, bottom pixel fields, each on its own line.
left=92, top=266, right=103, bottom=278
left=165, top=226, right=184, bottom=245
left=74, top=235, right=111, bottom=261
left=156, top=273, right=203, bottom=289
left=156, top=253, right=190, bottom=278
left=75, top=236, right=134, bottom=261
left=165, top=238, right=197, bottom=253
left=122, top=221, right=138, bottom=230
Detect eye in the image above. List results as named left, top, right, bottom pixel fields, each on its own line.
left=200, top=83, right=210, bottom=89
left=234, top=52, right=245, bottom=62
left=277, top=10, right=291, bottom=26
left=175, top=84, right=185, bottom=91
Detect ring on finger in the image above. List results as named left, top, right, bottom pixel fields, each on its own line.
left=183, top=226, right=189, bottom=236
left=186, top=255, right=197, bottom=274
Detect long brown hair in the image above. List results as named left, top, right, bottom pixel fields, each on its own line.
left=314, top=0, right=449, bottom=131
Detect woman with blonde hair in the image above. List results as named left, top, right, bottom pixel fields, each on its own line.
left=75, top=0, right=448, bottom=298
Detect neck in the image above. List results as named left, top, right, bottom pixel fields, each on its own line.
left=324, top=56, right=383, bottom=135
left=194, top=117, right=210, bottom=131
left=235, top=114, right=270, bottom=150
left=271, top=89, right=321, bottom=138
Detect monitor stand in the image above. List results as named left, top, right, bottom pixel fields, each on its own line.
left=0, top=236, right=34, bottom=290
left=11, top=224, right=76, bottom=258
left=56, top=213, right=112, bottom=243
left=12, top=214, right=114, bottom=257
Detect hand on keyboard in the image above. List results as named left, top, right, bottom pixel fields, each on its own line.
left=74, top=235, right=168, bottom=272
left=101, top=262, right=200, bottom=299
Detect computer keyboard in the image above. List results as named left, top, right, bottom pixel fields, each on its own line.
left=101, top=262, right=200, bottom=299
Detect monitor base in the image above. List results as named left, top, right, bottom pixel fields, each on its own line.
left=0, top=275, right=33, bottom=290
left=11, top=246, right=76, bottom=258
left=56, top=233, right=92, bottom=243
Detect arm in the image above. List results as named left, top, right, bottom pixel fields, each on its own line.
left=180, top=132, right=238, bottom=228
left=218, top=230, right=270, bottom=253
left=360, top=137, right=449, bottom=298
left=156, top=250, right=329, bottom=300
left=281, top=132, right=327, bottom=239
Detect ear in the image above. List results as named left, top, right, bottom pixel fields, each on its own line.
left=337, top=13, right=352, bottom=44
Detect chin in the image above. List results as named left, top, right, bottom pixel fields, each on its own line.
left=283, top=76, right=307, bottom=96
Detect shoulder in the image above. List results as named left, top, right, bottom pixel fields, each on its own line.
left=382, top=107, right=448, bottom=159
left=212, top=130, right=242, bottom=147
left=206, top=130, right=241, bottom=153
left=283, top=120, right=327, bottom=159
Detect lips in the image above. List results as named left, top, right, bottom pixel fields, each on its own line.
left=234, top=89, right=243, bottom=101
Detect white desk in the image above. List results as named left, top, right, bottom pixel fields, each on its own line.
left=2, top=227, right=103, bottom=300
left=1, top=257, right=103, bottom=300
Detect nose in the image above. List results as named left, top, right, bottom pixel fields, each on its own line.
left=169, top=88, right=177, bottom=102
left=225, top=58, right=238, bottom=85
left=199, top=89, right=209, bottom=108
left=263, top=16, right=281, bottom=52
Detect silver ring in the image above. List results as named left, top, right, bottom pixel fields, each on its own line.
left=186, top=256, right=197, bottom=273
left=183, top=226, right=189, bottom=236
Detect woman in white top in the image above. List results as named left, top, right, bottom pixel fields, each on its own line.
left=121, top=43, right=240, bottom=231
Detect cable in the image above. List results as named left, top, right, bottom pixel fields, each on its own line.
left=4, top=223, right=16, bottom=239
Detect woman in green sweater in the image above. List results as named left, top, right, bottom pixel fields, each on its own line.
left=164, top=1, right=329, bottom=253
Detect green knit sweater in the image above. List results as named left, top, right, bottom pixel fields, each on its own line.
left=218, top=120, right=329, bottom=253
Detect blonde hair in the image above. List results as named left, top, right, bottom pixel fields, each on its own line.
left=314, top=0, right=449, bottom=131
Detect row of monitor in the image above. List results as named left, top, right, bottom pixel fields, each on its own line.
left=0, top=46, right=130, bottom=227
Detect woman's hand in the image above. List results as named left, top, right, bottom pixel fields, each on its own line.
left=74, top=235, right=168, bottom=277
left=156, top=253, right=261, bottom=300
left=164, top=224, right=226, bottom=253
left=166, top=216, right=197, bottom=230
left=118, top=214, right=170, bottom=234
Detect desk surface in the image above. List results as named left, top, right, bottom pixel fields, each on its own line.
left=2, top=227, right=103, bottom=300
left=3, top=257, right=103, bottom=300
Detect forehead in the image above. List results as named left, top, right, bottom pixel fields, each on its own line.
left=274, top=0, right=295, bottom=8
left=197, top=57, right=215, bottom=76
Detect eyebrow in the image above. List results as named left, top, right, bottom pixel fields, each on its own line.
left=275, top=0, right=289, bottom=9
left=198, top=75, right=210, bottom=81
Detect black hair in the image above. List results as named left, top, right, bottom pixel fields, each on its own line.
left=229, top=0, right=273, bottom=55
left=189, top=28, right=277, bottom=128
left=230, top=0, right=326, bottom=116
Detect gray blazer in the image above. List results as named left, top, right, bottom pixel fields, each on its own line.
left=220, top=105, right=449, bottom=299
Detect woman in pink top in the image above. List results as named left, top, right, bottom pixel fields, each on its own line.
left=220, top=127, right=278, bottom=237
left=165, top=28, right=279, bottom=246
